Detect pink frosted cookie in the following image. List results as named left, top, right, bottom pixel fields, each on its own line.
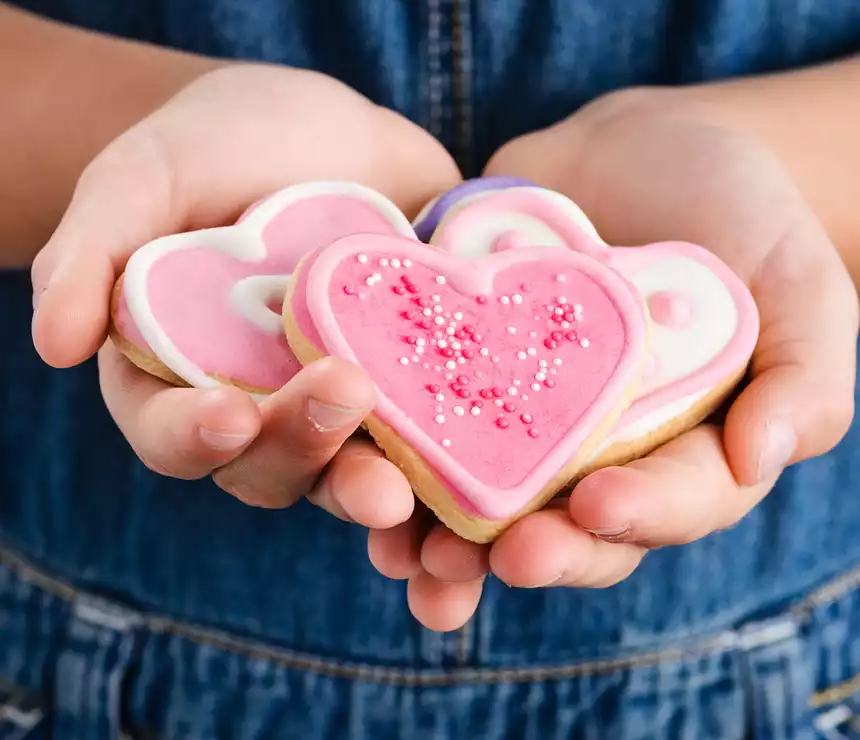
left=427, top=185, right=760, bottom=473
left=284, top=234, right=649, bottom=542
left=110, top=182, right=415, bottom=397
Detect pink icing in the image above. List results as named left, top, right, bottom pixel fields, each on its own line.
left=647, top=291, right=693, bottom=328
left=117, top=192, right=408, bottom=392
left=492, top=231, right=532, bottom=253
left=431, top=190, right=760, bottom=427
left=296, top=235, right=647, bottom=519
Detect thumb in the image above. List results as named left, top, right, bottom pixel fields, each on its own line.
left=725, top=218, right=858, bottom=485
left=31, top=124, right=182, bottom=368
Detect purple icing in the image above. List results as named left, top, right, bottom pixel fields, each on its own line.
left=413, top=176, right=536, bottom=242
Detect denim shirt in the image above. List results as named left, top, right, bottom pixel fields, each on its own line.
left=2, top=2, right=860, bottom=738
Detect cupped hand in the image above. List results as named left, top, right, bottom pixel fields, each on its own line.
left=31, top=63, right=460, bottom=527
left=371, top=87, right=859, bottom=630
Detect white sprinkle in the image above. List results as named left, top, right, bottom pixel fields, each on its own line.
left=561, top=321, right=570, bottom=329
left=574, top=304, right=583, bottom=312
left=480, top=348, right=489, bottom=357
left=521, top=394, right=529, bottom=401
left=454, top=312, right=463, bottom=320
left=446, top=327, right=456, bottom=336
left=438, top=340, right=447, bottom=349
left=451, top=342, right=461, bottom=350
left=434, top=316, right=445, bottom=325
left=436, top=393, right=445, bottom=402
left=545, top=305, right=554, bottom=312
left=434, top=305, right=443, bottom=314
left=513, top=379, right=522, bottom=386
left=512, top=294, right=523, bottom=305
left=434, top=331, right=443, bottom=339
left=517, top=351, right=527, bottom=360
left=379, top=258, right=389, bottom=267
left=403, top=259, right=412, bottom=268
left=435, top=275, right=447, bottom=285
left=416, top=347, right=424, bottom=356
left=500, top=296, right=510, bottom=305
left=435, top=414, right=446, bottom=424
left=554, top=307, right=564, bottom=315
left=531, top=383, right=541, bottom=392
left=357, top=254, right=368, bottom=264
left=507, top=326, right=516, bottom=335
left=508, top=387, right=518, bottom=396
left=539, top=360, right=548, bottom=368
left=535, top=372, right=546, bottom=382
left=434, top=366, right=442, bottom=372
left=365, top=277, right=375, bottom=286
left=457, top=357, right=466, bottom=364
left=549, top=368, right=557, bottom=375
left=529, top=331, right=538, bottom=339
left=411, top=355, right=419, bottom=362
left=558, top=297, right=567, bottom=304
left=580, top=338, right=591, bottom=348
left=522, top=414, right=533, bottom=423
left=432, top=295, right=441, bottom=303
left=422, top=363, right=430, bottom=370
left=454, top=406, right=465, bottom=416
left=492, top=356, right=500, bottom=363
left=391, top=258, right=401, bottom=268
left=553, top=358, right=562, bottom=366
left=423, top=308, right=433, bottom=317
left=527, top=347, right=537, bottom=356
left=494, top=399, right=504, bottom=407
left=416, top=338, right=426, bottom=347
left=446, top=360, right=457, bottom=370
left=372, top=272, right=382, bottom=281
left=442, top=438, right=451, bottom=447
left=399, top=357, right=410, bottom=365
left=556, top=274, right=567, bottom=283
left=471, top=407, right=481, bottom=416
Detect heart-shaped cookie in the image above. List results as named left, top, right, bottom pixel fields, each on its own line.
left=111, top=182, right=415, bottom=397
left=424, top=181, right=760, bottom=471
left=285, top=235, right=648, bottom=542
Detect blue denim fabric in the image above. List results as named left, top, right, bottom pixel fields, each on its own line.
left=3, top=1, right=860, bottom=737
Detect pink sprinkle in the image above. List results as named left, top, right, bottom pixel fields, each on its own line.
left=457, top=375, right=469, bottom=385
left=520, top=283, right=532, bottom=293
left=400, top=275, right=412, bottom=284
left=404, top=335, right=417, bottom=345
left=495, top=418, right=510, bottom=429
left=456, top=388, right=471, bottom=399
left=392, top=285, right=406, bottom=296
left=416, top=297, right=431, bottom=307
left=461, top=348, right=475, bottom=359
left=454, top=329, right=468, bottom=340
left=551, top=314, right=565, bottom=324
left=503, top=402, right=516, bottom=413
left=427, top=384, right=441, bottom=394
left=440, top=348, right=455, bottom=358
left=520, top=414, right=533, bottom=424
left=480, top=389, right=494, bottom=400
left=551, top=331, right=564, bottom=342
left=544, top=339, right=558, bottom=350
left=472, top=400, right=484, bottom=408
left=343, top=286, right=356, bottom=295
left=471, top=333, right=483, bottom=343
left=544, top=379, right=556, bottom=388
left=564, top=312, right=575, bottom=323
left=462, top=324, right=475, bottom=335
left=528, top=428, right=540, bottom=439
left=476, top=296, right=488, bottom=305
left=417, top=320, right=432, bottom=330
left=401, top=310, right=415, bottom=320
left=491, top=387, right=503, bottom=398
left=451, top=382, right=462, bottom=392
left=565, top=330, right=578, bottom=341
left=406, top=284, right=420, bottom=294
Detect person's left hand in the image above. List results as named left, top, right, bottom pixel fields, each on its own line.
left=368, top=87, right=860, bottom=631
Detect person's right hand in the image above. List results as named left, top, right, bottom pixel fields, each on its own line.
left=31, top=64, right=460, bottom=527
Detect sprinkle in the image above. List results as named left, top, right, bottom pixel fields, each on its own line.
left=565, top=331, right=578, bottom=341
left=492, top=356, right=500, bottom=363
left=521, top=414, right=533, bottom=424
left=517, top=351, right=527, bottom=360
left=427, top=384, right=441, bottom=395
left=417, top=338, right=426, bottom=347
left=399, top=357, right=410, bottom=365
left=372, top=272, right=382, bottom=281
left=539, top=360, right=548, bottom=368
left=446, top=360, right=457, bottom=370
left=451, top=342, right=461, bottom=350
left=442, top=438, right=451, bottom=447
left=558, top=297, right=567, bottom=305
left=574, top=303, right=583, bottom=312
left=551, top=331, right=564, bottom=342
left=512, top=294, right=523, bottom=305
left=454, top=312, right=464, bottom=320
left=556, top=274, right=567, bottom=283
left=454, top=406, right=465, bottom=416
left=507, top=326, right=516, bottom=335
left=480, top=389, right=494, bottom=400
left=343, top=286, right=356, bottom=296
left=457, top=375, right=469, bottom=385
left=561, top=321, right=570, bottom=329
left=357, top=254, right=368, bottom=264
left=457, top=357, right=466, bottom=364
left=435, top=414, right=445, bottom=424
left=434, top=316, right=445, bottom=325
left=476, top=296, right=488, bottom=305
left=554, top=307, right=564, bottom=315
left=492, top=387, right=504, bottom=398
left=520, top=283, right=532, bottom=293
left=446, top=327, right=456, bottom=336
left=403, top=259, right=412, bottom=267
left=535, top=372, right=546, bottom=382
left=455, top=388, right=471, bottom=399
left=513, top=379, right=522, bottom=386
left=553, top=358, right=562, bottom=366
left=423, top=363, right=430, bottom=369
left=504, top=402, right=516, bottom=413
left=432, top=295, right=441, bottom=303
left=436, top=394, right=445, bottom=402
left=380, top=258, right=389, bottom=267
left=544, top=339, right=557, bottom=350
left=437, top=340, right=447, bottom=349
left=500, top=296, right=510, bottom=305
left=544, top=379, right=556, bottom=388
left=549, top=368, right=557, bottom=375
left=531, top=383, right=541, bottom=392
left=495, top=418, right=510, bottom=429
left=365, top=277, right=375, bottom=287
left=480, top=348, right=489, bottom=357
left=462, top=349, right=475, bottom=359
left=471, top=406, right=481, bottom=416
left=391, top=258, right=401, bottom=268
left=494, top=399, right=504, bottom=407
left=411, top=355, right=419, bottom=363
left=435, top=275, right=447, bottom=285
left=508, top=387, right=518, bottom=396
left=529, top=331, right=538, bottom=339
left=434, top=305, right=443, bottom=314
left=528, top=428, right=540, bottom=439
left=423, top=308, right=433, bottom=317
left=521, top=394, right=529, bottom=401
left=580, top=338, right=591, bottom=348
left=392, top=285, right=406, bottom=295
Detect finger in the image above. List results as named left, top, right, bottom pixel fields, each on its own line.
left=211, top=357, right=375, bottom=508
left=367, top=508, right=435, bottom=580
left=489, top=509, right=645, bottom=588
left=98, top=341, right=261, bottom=478
left=308, top=438, right=414, bottom=528
left=419, top=524, right=490, bottom=583
left=725, top=221, right=858, bottom=485
left=569, top=425, right=775, bottom=548
left=407, top=572, right=484, bottom=632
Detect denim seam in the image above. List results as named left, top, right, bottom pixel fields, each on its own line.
left=4, top=545, right=860, bottom=686
left=426, top=0, right=445, bottom=139
left=812, top=674, right=860, bottom=709
left=451, top=0, right=474, bottom=173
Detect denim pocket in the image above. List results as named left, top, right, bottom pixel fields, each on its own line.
left=813, top=676, right=860, bottom=740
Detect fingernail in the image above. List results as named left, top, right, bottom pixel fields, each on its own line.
left=757, top=418, right=796, bottom=482
left=307, top=398, right=363, bottom=432
left=584, top=525, right=631, bottom=543
left=198, top=427, right=255, bottom=451
left=525, top=573, right=564, bottom=588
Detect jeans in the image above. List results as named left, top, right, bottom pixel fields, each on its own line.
left=4, top=1, right=860, bottom=737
